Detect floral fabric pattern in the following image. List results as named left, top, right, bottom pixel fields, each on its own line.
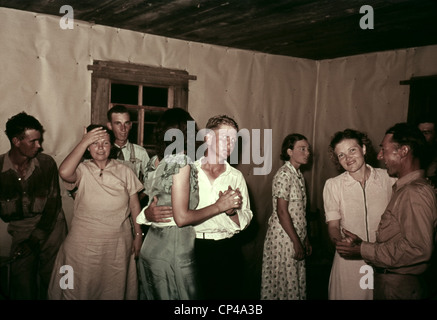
left=261, top=161, right=307, bottom=300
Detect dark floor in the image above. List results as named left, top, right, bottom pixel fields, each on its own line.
left=306, top=258, right=332, bottom=300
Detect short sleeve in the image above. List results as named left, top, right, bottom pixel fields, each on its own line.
left=272, top=168, right=292, bottom=201
left=124, top=165, right=144, bottom=196
left=323, top=178, right=342, bottom=222
left=160, top=154, right=198, bottom=194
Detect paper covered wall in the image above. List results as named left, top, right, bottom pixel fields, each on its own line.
left=1, top=7, right=437, bottom=295
left=0, top=8, right=317, bottom=261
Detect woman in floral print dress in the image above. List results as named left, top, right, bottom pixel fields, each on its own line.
left=261, top=133, right=312, bottom=300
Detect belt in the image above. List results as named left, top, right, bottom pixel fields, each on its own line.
left=373, top=267, right=419, bottom=276
left=374, top=267, right=397, bottom=274
left=195, top=232, right=229, bottom=240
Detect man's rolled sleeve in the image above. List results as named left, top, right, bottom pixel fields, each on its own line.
left=361, top=241, right=376, bottom=265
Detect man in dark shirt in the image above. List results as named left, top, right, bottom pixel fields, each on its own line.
left=417, top=118, right=437, bottom=189
left=0, top=112, right=67, bottom=299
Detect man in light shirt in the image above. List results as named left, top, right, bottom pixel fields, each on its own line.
left=107, top=105, right=149, bottom=205
left=142, top=114, right=253, bottom=299
left=193, top=114, right=253, bottom=299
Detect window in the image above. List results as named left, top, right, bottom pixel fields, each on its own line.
left=88, top=60, right=197, bottom=155
left=401, top=75, right=437, bottom=125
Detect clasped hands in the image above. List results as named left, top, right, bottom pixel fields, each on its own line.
left=218, top=186, right=242, bottom=216
left=145, top=185, right=242, bottom=223
left=335, top=229, right=363, bottom=259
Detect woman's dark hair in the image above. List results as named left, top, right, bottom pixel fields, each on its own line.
left=328, top=128, right=377, bottom=172
left=83, top=124, right=116, bottom=160
left=280, top=133, right=308, bottom=161
left=154, top=108, right=199, bottom=160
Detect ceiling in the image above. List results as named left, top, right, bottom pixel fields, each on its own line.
left=1, top=0, right=437, bottom=60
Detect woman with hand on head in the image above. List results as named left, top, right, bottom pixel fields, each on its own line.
left=261, top=133, right=312, bottom=300
left=323, top=129, right=396, bottom=300
left=48, top=124, right=144, bottom=300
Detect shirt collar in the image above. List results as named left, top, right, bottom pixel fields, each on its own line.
left=341, top=164, right=382, bottom=187
left=285, top=160, right=302, bottom=177
left=2, top=152, right=38, bottom=177
left=393, top=170, right=425, bottom=191
left=114, top=140, right=130, bottom=149
left=196, top=156, right=232, bottom=176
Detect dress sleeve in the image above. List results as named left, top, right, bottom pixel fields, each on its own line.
left=124, top=165, right=145, bottom=196
left=272, top=169, right=291, bottom=201
left=323, top=178, right=342, bottom=222
left=161, top=154, right=198, bottom=194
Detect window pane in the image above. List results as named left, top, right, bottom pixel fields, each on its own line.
left=142, top=87, right=168, bottom=107
left=126, top=108, right=139, bottom=144
left=130, top=122, right=139, bottom=144
left=145, top=109, right=165, bottom=123
left=128, top=108, right=139, bottom=122
left=143, top=109, right=166, bottom=150
left=407, top=79, right=437, bottom=125
left=111, top=83, right=139, bottom=105
left=143, top=123, right=155, bottom=149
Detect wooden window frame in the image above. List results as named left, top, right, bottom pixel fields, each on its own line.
left=88, top=60, right=196, bottom=154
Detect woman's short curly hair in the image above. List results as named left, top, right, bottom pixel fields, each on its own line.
left=328, top=128, right=376, bottom=171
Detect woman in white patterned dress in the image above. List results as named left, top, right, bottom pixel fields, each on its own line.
left=261, top=133, right=312, bottom=300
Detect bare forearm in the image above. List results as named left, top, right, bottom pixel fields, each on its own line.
left=60, top=126, right=107, bottom=182
left=278, top=212, right=301, bottom=245
left=59, top=141, right=88, bottom=182
left=172, top=166, right=239, bottom=227
left=174, top=203, right=221, bottom=227
left=129, top=195, right=143, bottom=235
